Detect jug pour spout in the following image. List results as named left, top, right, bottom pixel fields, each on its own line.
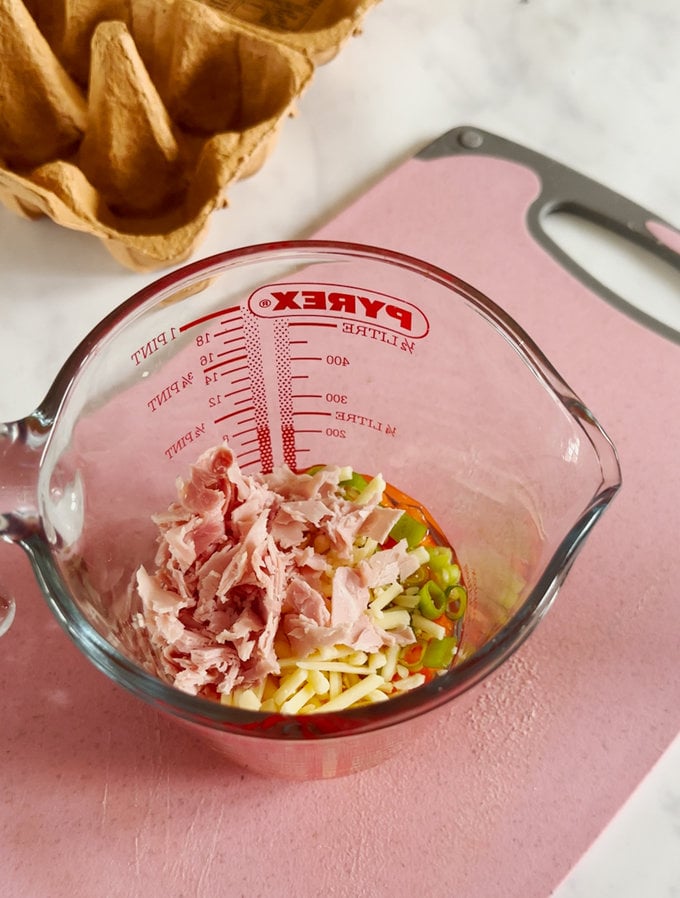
left=0, top=416, right=46, bottom=545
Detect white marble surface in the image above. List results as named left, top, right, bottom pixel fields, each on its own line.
left=1, top=1, right=680, bottom=894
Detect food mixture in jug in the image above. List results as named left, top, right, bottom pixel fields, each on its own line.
left=135, top=442, right=467, bottom=714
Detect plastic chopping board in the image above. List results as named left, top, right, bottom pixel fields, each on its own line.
left=315, top=126, right=680, bottom=893
left=2, top=126, right=680, bottom=898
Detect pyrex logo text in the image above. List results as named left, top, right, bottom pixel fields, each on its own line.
left=248, top=283, right=429, bottom=338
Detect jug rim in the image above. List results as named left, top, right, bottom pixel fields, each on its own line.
left=20, top=240, right=622, bottom=740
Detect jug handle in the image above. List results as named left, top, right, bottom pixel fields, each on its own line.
left=0, top=592, right=16, bottom=638
left=0, top=415, right=47, bottom=636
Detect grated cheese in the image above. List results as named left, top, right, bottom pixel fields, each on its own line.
left=313, top=673, right=385, bottom=713
left=328, top=670, right=342, bottom=700
left=368, top=651, right=387, bottom=670
left=378, top=608, right=412, bottom=630
left=281, top=683, right=317, bottom=715
left=354, top=473, right=386, bottom=505
left=369, top=582, right=404, bottom=613
left=380, top=643, right=401, bottom=683
left=272, top=667, right=307, bottom=706
left=307, top=668, right=330, bottom=695
left=392, top=673, right=427, bottom=692
left=295, top=660, right=379, bottom=675
left=411, top=613, right=447, bottom=640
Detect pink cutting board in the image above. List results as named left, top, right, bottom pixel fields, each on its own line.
left=2, top=126, right=680, bottom=898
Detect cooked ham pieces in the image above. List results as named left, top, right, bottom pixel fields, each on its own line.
left=136, top=444, right=416, bottom=698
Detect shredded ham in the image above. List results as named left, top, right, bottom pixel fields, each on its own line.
left=136, top=444, right=416, bottom=698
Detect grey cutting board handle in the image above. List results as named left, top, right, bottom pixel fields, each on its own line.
left=418, top=125, right=680, bottom=344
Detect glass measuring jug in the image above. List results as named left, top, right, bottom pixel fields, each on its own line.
left=0, top=241, right=621, bottom=779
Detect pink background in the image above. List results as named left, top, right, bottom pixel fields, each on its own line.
left=3, top=152, right=680, bottom=897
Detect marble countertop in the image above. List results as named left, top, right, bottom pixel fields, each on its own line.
left=1, top=1, right=679, bottom=895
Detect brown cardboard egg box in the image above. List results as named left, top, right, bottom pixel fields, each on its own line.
left=0, top=0, right=379, bottom=271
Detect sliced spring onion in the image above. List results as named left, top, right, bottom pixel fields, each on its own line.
left=445, top=585, right=468, bottom=620
left=340, top=470, right=369, bottom=496
left=402, top=565, right=430, bottom=588
left=421, top=636, right=458, bottom=669
left=389, top=511, right=428, bottom=548
left=427, top=545, right=453, bottom=570
left=418, top=580, right=448, bottom=619
left=433, top=562, right=461, bottom=590
left=400, top=641, right=427, bottom=669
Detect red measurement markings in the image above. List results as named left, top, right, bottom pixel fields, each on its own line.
left=272, top=318, right=295, bottom=470
left=216, top=336, right=247, bottom=351
left=288, top=339, right=322, bottom=362
left=255, top=424, right=273, bottom=473
left=232, top=425, right=257, bottom=438
left=146, top=372, right=194, bottom=412
left=224, top=385, right=251, bottom=397
left=214, top=406, right=256, bottom=424
left=179, top=305, right=241, bottom=332
left=221, top=364, right=249, bottom=379
left=293, top=410, right=333, bottom=417
left=130, top=328, right=179, bottom=366
left=214, top=322, right=244, bottom=338
left=238, top=311, right=272, bottom=473
left=164, top=423, right=206, bottom=459
left=204, top=353, right=248, bottom=373
left=281, top=423, right=296, bottom=467
left=237, top=446, right=261, bottom=461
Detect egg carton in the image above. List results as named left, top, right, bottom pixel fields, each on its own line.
left=0, top=0, right=379, bottom=271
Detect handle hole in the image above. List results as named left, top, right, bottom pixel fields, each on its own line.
left=541, top=210, right=680, bottom=335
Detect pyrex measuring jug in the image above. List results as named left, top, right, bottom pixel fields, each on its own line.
left=0, top=241, right=621, bottom=779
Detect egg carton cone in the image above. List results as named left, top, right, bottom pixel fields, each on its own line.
left=0, top=0, right=379, bottom=271
left=135, top=0, right=381, bottom=66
